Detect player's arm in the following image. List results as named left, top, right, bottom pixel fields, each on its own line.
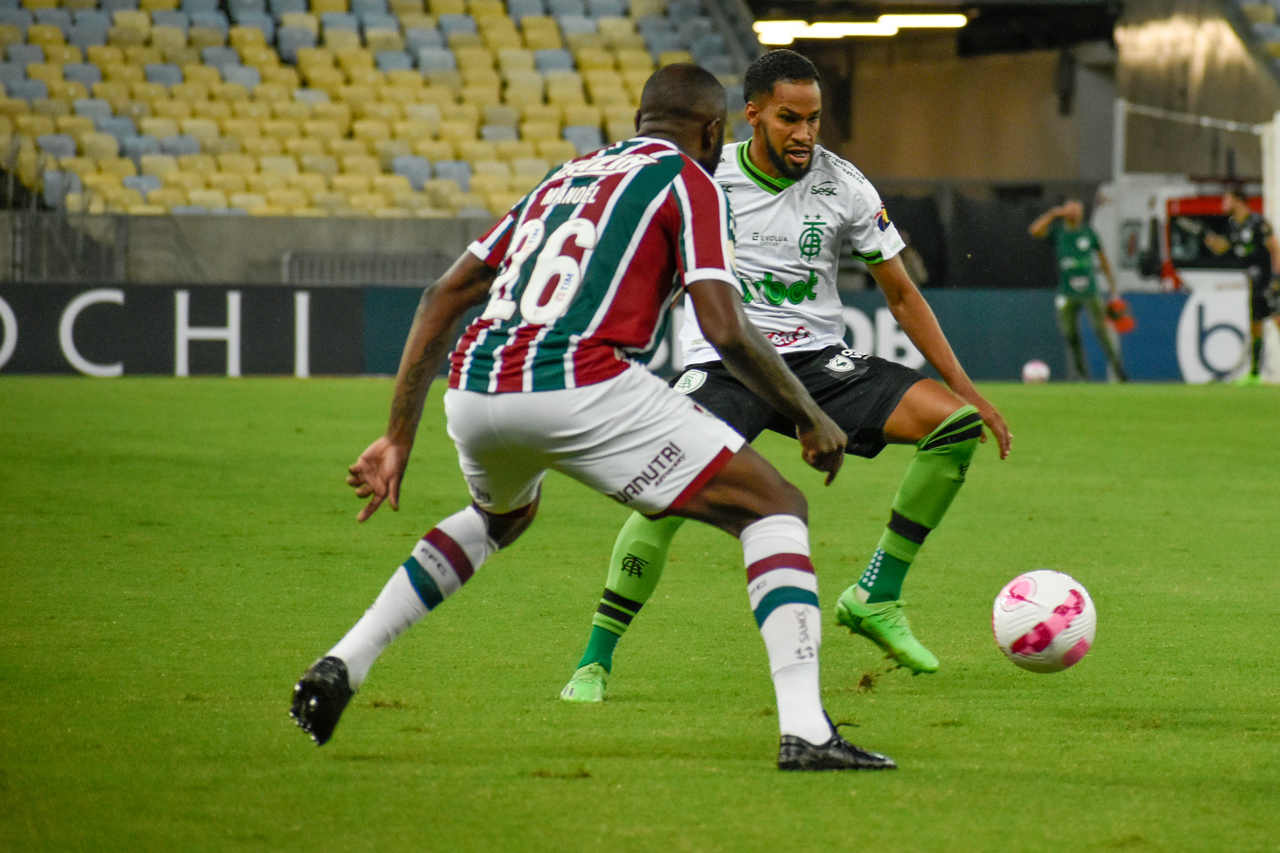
left=347, top=252, right=498, bottom=521
left=687, top=278, right=846, bottom=484
left=868, top=255, right=1012, bottom=459
left=1095, top=244, right=1118, bottom=296
left=1265, top=227, right=1280, bottom=276
left=1027, top=205, right=1063, bottom=238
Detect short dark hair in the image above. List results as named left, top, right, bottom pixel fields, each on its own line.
left=743, top=49, right=820, bottom=104
left=1222, top=182, right=1246, bottom=200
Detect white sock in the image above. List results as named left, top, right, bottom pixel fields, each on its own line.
left=329, top=507, right=497, bottom=690
left=740, top=514, right=832, bottom=744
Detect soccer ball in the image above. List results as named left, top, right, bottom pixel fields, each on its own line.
left=1021, top=359, right=1050, bottom=383
left=992, top=570, right=1096, bottom=673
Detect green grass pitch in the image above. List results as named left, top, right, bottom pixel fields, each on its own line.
left=1, top=377, right=1277, bottom=851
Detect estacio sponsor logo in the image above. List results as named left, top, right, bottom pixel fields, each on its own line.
left=613, top=441, right=686, bottom=504
left=550, top=152, right=658, bottom=180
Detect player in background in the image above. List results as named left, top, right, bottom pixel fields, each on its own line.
left=291, top=64, right=896, bottom=771
left=559, top=50, right=1012, bottom=704
left=1028, top=198, right=1128, bottom=382
left=1201, top=185, right=1280, bottom=385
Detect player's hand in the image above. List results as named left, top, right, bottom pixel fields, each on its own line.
left=346, top=436, right=411, bottom=522
left=797, top=412, right=846, bottom=485
left=976, top=401, right=1012, bottom=460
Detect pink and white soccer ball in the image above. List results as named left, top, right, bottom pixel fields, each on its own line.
left=992, top=570, right=1096, bottom=673
left=1021, top=359, right=1050, bottom=383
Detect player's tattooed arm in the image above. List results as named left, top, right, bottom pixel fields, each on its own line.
left=346, top=253, right=496, bottom=522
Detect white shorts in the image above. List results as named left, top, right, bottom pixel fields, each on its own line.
left=443, top=364, right=746, bottom=517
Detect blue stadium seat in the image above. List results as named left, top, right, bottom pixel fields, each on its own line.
left=69, top=21, right=109, bottom=49
left=33, top=8, right=72, bottom=36
left=0, top=9, right=32, bottom=33
left=37, top=133, right=78, bottom=159
left=221, top=64, right=260, bottom=87
left=145, top=63, right=185, bottom=86
left=159, top=134, right=202, bottom=156
left=228, top=0, right=267, bottom=18
left=701, top=53, right=734, bottom=75
left=42, top=169, right=82, bottom=207
left=436, top=14, right=477, bottom=36
left=586, top=0, right=626, bottom=16
left=404, top=27, right=444, bottom=52
left=556, top=14, right=596, bottom=36
left=351, top=0, right=388, bottom=15
left=123, top=173, right=162, bottom=196
left=182, top=0, right=222, bottom=12
left=8, top=43, right=43, bottom=65
left=375, top=50, right=413, bottom=72
left=171, top=205, right=210, bottom=214
left=432, top=159, right=471, bottom=191
left=642, top=28, right=683, bottom=53
left=121, top=134, right=162, bottom=165
left=97, top=115, right=139, bottom=141
left=233, top=11, right=274, bottom=40
left=73, top=96, right=113, bottom=120
left=416, top=46, right=457, bottom=72
left=190, top=11, right=229, bottom=32
left=547, top=0, right=586, bottom=16
left=201, top=45, right=240, bottom=68
left=360, top=13, right=397, bottom=34
left=321, top=12, right=359, bottom=31
left=392, top=153, right=432, bottom=190
left=533, top=48, right=573, bottom=72
left=6, top=79, right=48, bottom=101
left=268, top=0, right=307, bottom=17
left=101, top=0, right=140, bottom=13
left=276, top=26, right=316, bottom=62
left=667, top=0, right=701, bottom=16
left=64, top=63, right=104, bottom=89
left=152, top=10, right=190, bottom=31
left=689, top=32, right=724, bottom=62
left=563, top=124, right=602, bottom=154
left=507, top=0, right=546, bottom=19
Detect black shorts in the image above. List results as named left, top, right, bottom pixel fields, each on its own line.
left=671, top=345, right=925, bottom=458
left=1247, top=268, right=1277, bottom=320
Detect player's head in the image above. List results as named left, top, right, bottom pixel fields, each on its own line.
left=743, top=49, right=821, bottom=180
left=1222, top=183, right=1248, bottom=217
left=1062, top=199, right=1085, bottom=225
left=635, top=63, right=727, bottom=173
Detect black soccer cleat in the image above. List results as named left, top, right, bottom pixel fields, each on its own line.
left=290, top=656, right=354, bottom=746
left=777, top=731, right=898, bottom=771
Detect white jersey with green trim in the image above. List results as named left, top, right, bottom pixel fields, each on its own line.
left=678, top=140, right=906, bottom=366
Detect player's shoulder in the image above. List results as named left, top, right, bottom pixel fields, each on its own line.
left=810, top=145, right=875, bottom=191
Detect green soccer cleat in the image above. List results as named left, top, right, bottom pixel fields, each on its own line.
left=835, top=588, right=939, bottom=674
left=559, top=663, right=608, bottom=703
left=1234, top=373, right=1262, bottom=387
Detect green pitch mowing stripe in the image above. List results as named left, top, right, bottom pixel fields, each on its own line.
left=0, top=378, right=1276, bottom=852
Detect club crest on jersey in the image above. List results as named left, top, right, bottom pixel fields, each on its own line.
left=875, top=206, right=892, bottom=231
left=798, top=218, right=825, bottom=260
left=673, top=369, right=707, bottom=394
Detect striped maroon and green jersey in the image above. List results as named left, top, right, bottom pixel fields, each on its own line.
left=449, top=137, right=738, bottom=393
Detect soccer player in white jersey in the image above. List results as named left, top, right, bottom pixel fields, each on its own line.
left=291, top=64, right=897, bottom=771
left=561, top=50, right=1013, bottom=702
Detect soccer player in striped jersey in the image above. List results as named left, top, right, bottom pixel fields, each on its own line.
left=291, top=64, right=896, bottom=771
left=560, top=50, right=1013, bottom=703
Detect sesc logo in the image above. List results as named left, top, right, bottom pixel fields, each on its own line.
left=1175, top=283, right=1249, bottom=383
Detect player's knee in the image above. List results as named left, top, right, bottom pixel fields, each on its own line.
left=479, top=495, right=540, bottom=548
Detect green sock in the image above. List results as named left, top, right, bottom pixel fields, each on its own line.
left=857, top=405, right=982, bottom=603
left=576, top=513, right=684, bottom=671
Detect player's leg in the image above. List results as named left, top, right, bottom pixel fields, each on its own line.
left=671, top=445, right=893, bottom=770
left=560, top=512, right=685, bottom=702
left=291, top=389, right=545, bottom=746
left=1057, top=297, right=1087, bottom=379
left=1238, top=277, right=1267, bottom=384
left=561, top=363, right=771, bottom=702
left=1085, top=297, right=1127, bottom=381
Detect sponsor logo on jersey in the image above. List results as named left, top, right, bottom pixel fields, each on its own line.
left=764, top=326, right=812, bottom=347
left=810, top=180, right=837, bottom=196
left=673, top=369, right=707, bottom=394
left=550, top=152, right=658, bottom=181
left=612, top=440, right=686, bottom=505
left=751, top=232, right=790, bottom=245
left=799, top=218, right=825, bottom=260
left=741, top=269, right=818, bottom=306
left=875, top=206, right=891, bottom=231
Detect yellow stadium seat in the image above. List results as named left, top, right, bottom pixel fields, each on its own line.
left=101, top=63, right=144, bottom=85
left=151, top=100, right=194, bottom=120
left=88, top=44, right=126, bottom=65
left=26, top=24, right=65, bottom=47
left=210, top=82, right=250, bottom=102
left=340, top=153, right=380, bottom=176
left=260, top=66, right=301, bottom=90
left=373, top=137, right=410, bottom=167
left=97, top=156, right=139, bottom=178
left=326, top=137, right=368, bottom=158
left=299, top=153, right=338, bottom=176
left=186, top=188, right=228, bottom=209
left=245, top=170, right=289, bottom=193
left=575, top=48, right=614, bottom=72
left=302, top=65, right=344, bottom=94
left=179, top=118, right=220, bottom=143
left=260, top=118, right=298, bottom=140
left=252, top=82, right=289, bottom=103
left=47, top=80, right=89, bottom=101
left=393, top=118, right=434, bottom=142
left=55, top=114, right=96, bottom=138
left=161, top=45, right=201, bottom=66
left=229, top=191, right=266, bottom=210
left=43, top=44, right=83, bottom=65
left=371, top=172, right=411, bottom=197
left=216, top=152, right=257, bottom=174
left=412, top=138, right=454, bottom=161
left=658, top=50, right=693, bottom=67
left=79, top=131, right=120, bottom=160
left=533, top=139, right=575, bottom=163
left=401, top=102, right=443, bottom=125
left=351, top=118, right=391, bottom=145
left=354, top=101, right=399, bottom=123
left=267, top=99, right=309, bottom=122
left=437, top=119, right=477, bottom=145
left=468, top=172, right=507, bottom=195
left=238, top=46, right=279, bottom=69
left=200, top=135, right=241, bottom=155
left=323, top=28, right=360, bottom=51
left=149, top=26, right=187, bottom=52
left=162, top=170, right=205, bottom=192
left=285, top=136, right=325, bottom=157
left=188, top=25, right=225, bottom=49
left=178, top=153, right=216, bottom=173
left=605, top=118, right=632, bottom=142
left=301, top=118, right=343, bottom=141
left=289, top=172, right=329, bottom=196
left=330, top=173, right=371, bottom=194
left=281, top=12, right=319, bottom=34
left=192, top=100, right=233, bottom=121
left=456, top=139, right=496, bottom=164
left=125, top=202, right=169, bottom=214
left=205, top=171, right=247, bottom=194
left=265, top=187, right=308, bottom=209
left=123, top=45, right=163, bottom=65
left=309, top=189, right=349, bottom=211
left=181, top=64, right=222, bottom=87
left=219, top=117, right=261, bottom=140
left=428, top=0, right=464, bottom=14
left=519, top=119, right=559, bottom=142
left=561, top=102, right=602, bottom=128
left=141, top=0, right=180, bottom=11
left=258, top=154, right=298, bottom=175
left=58, top=155, right=96, bottom=176
left=25, top=62, right=63, bottom=86
left=130, top=81, right=167, bottom=102
left=518, top=102, right=560, bottom=125
left=108, top=25, right=149, bottom=49
left=229, top=26, right=268, bottom=50
left=334, top=83, right=375, bottom=106
left=30, top=97, right=69, bottom=119
left=424, top=69, right=462, bottom=90
left=14, top=113, right=54, bottom=137
left=496, top=48, right=535, bottom=74
left=240, top=135, right=282, bottom=155
left=231, top=100, right=271, bottom=120
left=591, top=88, right=631, bottom=108
left=311, top=0, right=349, bottom=13
left=138, top=116, right=179, bottom=138
left=365, top=30, right=404, bottom=52
left=145, top=185, right=186, bottom=208
left=0, top=25, right=21, bottom=50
